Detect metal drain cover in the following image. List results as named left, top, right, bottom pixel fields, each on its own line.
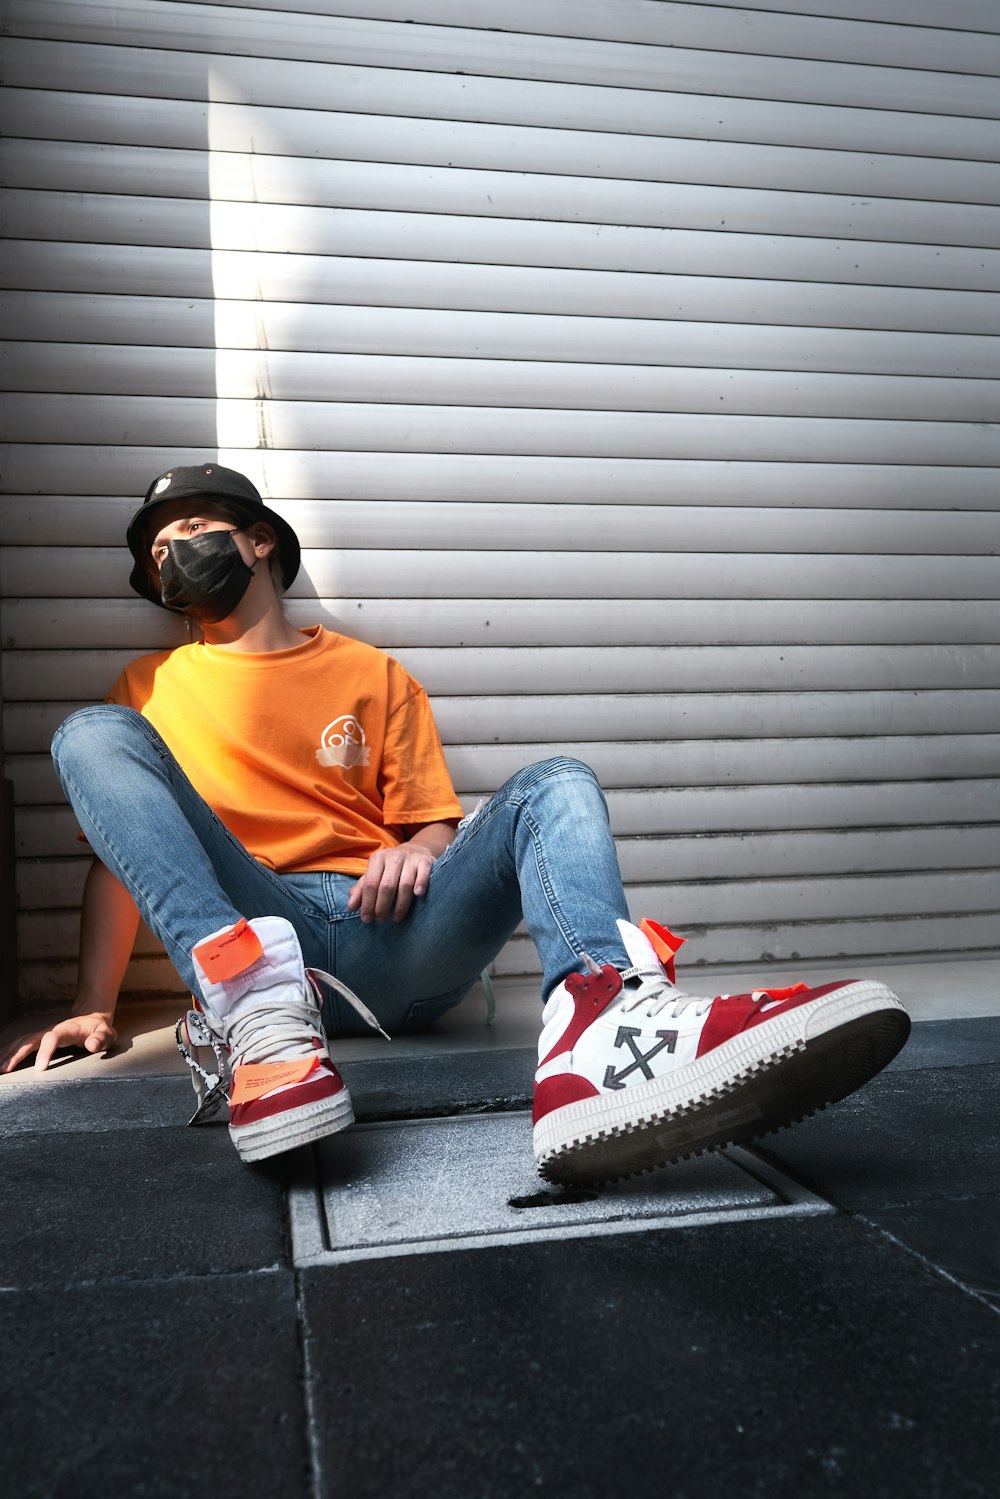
left=288, top=1112, right=832, bottom=1265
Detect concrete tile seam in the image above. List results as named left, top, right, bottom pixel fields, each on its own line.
left=292, top=1271, right=325, bottom=1499
left=0, top=1109, right=192, bottom=1136
left=282, top=1127, right=325, bottom=1499
left=0, top=1262, right=289, bottom=1296
left=869, top=1190, right=1000, bottom=1209
left=858, top=1216, right=1000, bottom=1322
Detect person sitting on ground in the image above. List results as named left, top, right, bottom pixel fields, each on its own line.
left=0, top=463, right=911, bottom=1182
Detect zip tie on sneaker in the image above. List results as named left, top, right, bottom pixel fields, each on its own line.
left=175, top=1008, right=228, bottom=1092
left=175, top=1009, right=231, bottom=1125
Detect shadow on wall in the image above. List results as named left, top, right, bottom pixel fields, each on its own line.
left=11, top=50, right=381, bottom=1006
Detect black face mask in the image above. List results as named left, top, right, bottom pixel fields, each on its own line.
left=158, top=530, right=256, bottom=623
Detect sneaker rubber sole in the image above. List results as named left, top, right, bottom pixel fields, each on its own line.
left=534, top=980, right=910, bottom=1185
left=230, top=1088, right=355, bottom=1163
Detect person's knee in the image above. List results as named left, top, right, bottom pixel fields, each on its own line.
left=51, top=703, right=147, bottom=772
left=517, top=755, right=600, bottom=786
left=505, top=755, right=604, bottom=804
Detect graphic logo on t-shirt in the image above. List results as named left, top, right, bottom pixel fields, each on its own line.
left=316, top=715, right=371, bottom=769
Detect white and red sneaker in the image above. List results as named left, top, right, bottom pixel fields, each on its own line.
left=533, top=918, right=910, bottom=1184
left=178, top=915, right=387, bottom=1163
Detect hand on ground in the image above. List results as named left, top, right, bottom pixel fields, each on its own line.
left=0, top=1013, right=118, bottom=1074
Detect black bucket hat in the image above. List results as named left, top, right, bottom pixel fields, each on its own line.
left=126, top=462, right=301, bottom=607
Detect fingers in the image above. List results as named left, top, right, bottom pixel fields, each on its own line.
left=84, top=1020, right=118, bottom=1054
left=34, top=1024, right=72, bottom=1072
left=0, top=1033, right=45, bottom=1074
left=1, top=1015, right=118, bottom=1076
left=352, top=850, right=386, bottom=923
left=389, top=860, right=416, bottom=923
left=410, top=857, right=431, bottom=899
left=387, top=849, right=433, bottom=922
left=35, top=1017, right=117, bottom=1072
left=352, top=848, right=434, bottom=923
left=371, top=852, right=402, bottom=924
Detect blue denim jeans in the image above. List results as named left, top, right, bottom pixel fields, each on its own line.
left=51, top=705, right=633, bottom=1035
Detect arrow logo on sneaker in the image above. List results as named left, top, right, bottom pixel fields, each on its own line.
left=603, top=1026, right=678, bottom=1090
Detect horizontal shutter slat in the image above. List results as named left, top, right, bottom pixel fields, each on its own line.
left=3, top=553, right=997, bottom=604
left=6, top=201, right=1000, bottom=307
left=4, top=396, right=1000, bottom=466
left=6, top=344, right=999, bottom=423
left=6, top=597, right=998, bottom=649
left=17, top=859, right=1000, bottom=922
left=19, top=805, right=999, bottom=874
left=7, top=3, right=1000, bottom=117
left=7, top=139, right=1000, bottom=249
left=6, top=34, right=1000, bottom=157
left=6, top=291, right=1000, bottom=380
left=7, top=644, right=1000, bottom=698
left=8, top=733, right=1000, bottom=789
left=7, top=91, right=1000, bottom=205
left=10, top=690, right=1000, bottom=754
left=16, top=783, right=1000, bottom=839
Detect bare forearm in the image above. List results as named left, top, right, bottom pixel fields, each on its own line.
left=0, top=860, right=136, bottom=1074
left=404, top=821, right=457, bottom=857
left=73, top=859, right=141, bottom=1017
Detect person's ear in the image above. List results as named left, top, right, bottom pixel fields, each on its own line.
left=249, top=521, right=277, bottom=558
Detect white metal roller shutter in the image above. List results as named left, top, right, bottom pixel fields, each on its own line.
left=1, top=0, right=998, bottom=1004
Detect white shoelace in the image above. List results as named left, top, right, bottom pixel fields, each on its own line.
left=224, top=967, right=389, bottom=1067
left=178, top=966, right=388, bottom=1090
left=619, top=976, right=716, bottom=1020
left=225, top=995, right=327, bottom=1067
left=579, top=951, right=715, bottom=1021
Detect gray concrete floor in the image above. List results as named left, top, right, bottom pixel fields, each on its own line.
left=4, top=951, right=998, bottom=1082
left=3, top=963, right=999, bottom=1497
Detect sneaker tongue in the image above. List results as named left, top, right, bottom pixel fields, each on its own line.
left=616, top=918, right=666, bottom=976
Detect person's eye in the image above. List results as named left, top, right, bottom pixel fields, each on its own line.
left=189, top=521, right=204, bottom=533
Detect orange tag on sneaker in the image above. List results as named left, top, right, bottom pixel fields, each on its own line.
left=639, top=918, right=685, bottom=983
left=193, top=918, right=264, bottom=983
left=757, top=982, right=811, bottom=1003
left=230, top=1057, right=319, bottom=1106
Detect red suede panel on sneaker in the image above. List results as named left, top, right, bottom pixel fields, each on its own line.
left=533, top=1072, right=601, bottom=1124
left=230, top=1065, right=346, bottom=1128
left=194, top=918, right=264, bottom=983
left=695, top=980, right=855, bottom=1058
left=695, top=995, right=759, bottom=1058
left=540, top=966, right=623, bottom=1067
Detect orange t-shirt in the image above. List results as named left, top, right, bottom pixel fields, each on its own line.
left=105, top=626, right=463, bottom=874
